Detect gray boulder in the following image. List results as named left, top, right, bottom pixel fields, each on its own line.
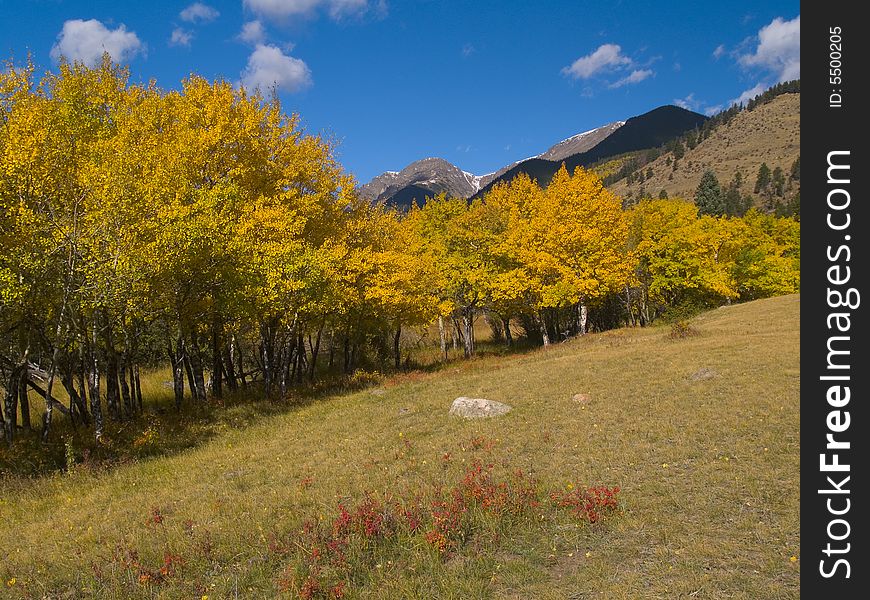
left=449, top=397, right=512, bottom=419
left=689, top=367, right=717, bottom=381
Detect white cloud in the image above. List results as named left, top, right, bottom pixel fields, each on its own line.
left=170, top=27, right=193, bottom=47
left=238, top=20, right=267, bottom=44
left=462, top=43, right=476, bottom=58
left=327, top=0, right=369, bottom=19
left=50, top=19, right=144, bottom=66
left=240, top=44, right=312, bottom=93
left=180, top=2, right=220, bottom=23
left=713, top=44, right=726, bottom=59
left=674, top=93, right=723, bottom=115
left=609, top=68, right=653, bottom=88
left=673, top=93, right=698, bottom=110
left=731, top=83, right=766, bottom=107
left=244, top=0, right=319, bottom=18
left=243, top=0, right=374, bottom=21
left=739, top=15, right=800, bottom=82
left=562, top=43, right=632, bottom=79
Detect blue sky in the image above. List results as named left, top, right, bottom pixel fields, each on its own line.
left=3, top=1, right=799, bottom=183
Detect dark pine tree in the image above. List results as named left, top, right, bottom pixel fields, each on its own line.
left=771, top=166, right=785, bottom=196
left=790, top=156, right=800, bottom=181
left=724, top=184, right=742, bottom=216
left=695, top=170, right=725, bottom=216
left=754, top=162, right=771, bottom=194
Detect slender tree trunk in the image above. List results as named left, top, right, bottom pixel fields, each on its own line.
left=234, top=335, right=247, bottom=389
left=61, top=370, right=89, bottom=425
left=296, top=334, right=307, bottom=384
left=3, top=365, right=23, bottom=445
left=16, top=369, right=28, bottom=430
left=451, top=319, right=459, bottom=351
left=105, top=352, right=120, bottom=420
left=462, top=309, right=474, bottom=357
left=188, top=334, right=207, bottom=402
left=89, top=322, right=103, bottom=441
left=4, top=374, right=18, bottom=444
left=103, top=320, right=121, bottom=421
left=133, top=364, right=143, bottom=412
left=43, top=239, right=76, bottom=441
left=119, top=350, right=133, bottom=418
left=393, top=325, right=402, bottom=369
left=182, top=340, right=197, bottom=402
left=538, top=311, right=551, bottom=347
left=211, top=315, right=224, bottom=399
left=502, top=317, right=513, bottom=347
left=0, top=380, right=6, bottom=445
left=641, top=287, right=650, bottom=326
left=309, top=324, right=323, bottom=381
left=327, top=328, right=336, bottom=371
left=579, top=303, right=588, bottom=335
left=438, top=315, right=448, bottom=360
left=125, top=363, right=135, bottom=412
left=280, top=337, right=294, bottom=400
left=260, top=322, right=276, bottom=396
left=624, top=285, right=636, bottom=327
left=41, top=332, right=66, bottom=442
left=223, top=337, right=238, bottom=393
left=168, top=337, right=185, bottom=411
left=350, top=342, right=358, bottom=373
left=260, top=341, right=269, bottom=394
left=77, top=345, right=90, bottom=424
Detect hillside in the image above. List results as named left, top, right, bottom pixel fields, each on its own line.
left=0, top=295, right=800, bottom=599
left=609, top=93, right=800, bottom=204
left=472, top=105, right=707, bottom=199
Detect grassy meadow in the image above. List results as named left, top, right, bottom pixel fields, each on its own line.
left=0, top=295, right=800, bottom=598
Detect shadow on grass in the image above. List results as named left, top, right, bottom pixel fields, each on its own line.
left=0, top=338, right=541, bottom=480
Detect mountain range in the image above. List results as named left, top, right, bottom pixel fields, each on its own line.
left=608, top=92, right=800, bottom=205
left=360, top=105, right=708, bottom=207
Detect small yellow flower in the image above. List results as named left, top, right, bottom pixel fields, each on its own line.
left=790, top=555, right=798, bottom=563
left=566, top=483, right=574, bottom=491
left=585, top=551, right=592, bottom=558
left=7, top=578, right=16, bottom=586
left=662, top=463, right=669, bottom=469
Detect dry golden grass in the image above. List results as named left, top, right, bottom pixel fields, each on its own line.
left=609, top=93, right=800, bottom=203
left=0, top=295, right=800, bottom=598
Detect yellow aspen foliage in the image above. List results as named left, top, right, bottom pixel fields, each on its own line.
left=628, top=198, right=737, bottom=307
left=517, top=165, right=632, bottom=310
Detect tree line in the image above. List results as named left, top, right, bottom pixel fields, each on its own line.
left=603, top=79, right=800, bottom=196
left=694, top=156, right=800, bottom=219
left=0, top=58, right=800, bottom=445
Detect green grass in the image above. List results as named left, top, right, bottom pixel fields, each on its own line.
left=0, top=295, right=800, bottom=598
